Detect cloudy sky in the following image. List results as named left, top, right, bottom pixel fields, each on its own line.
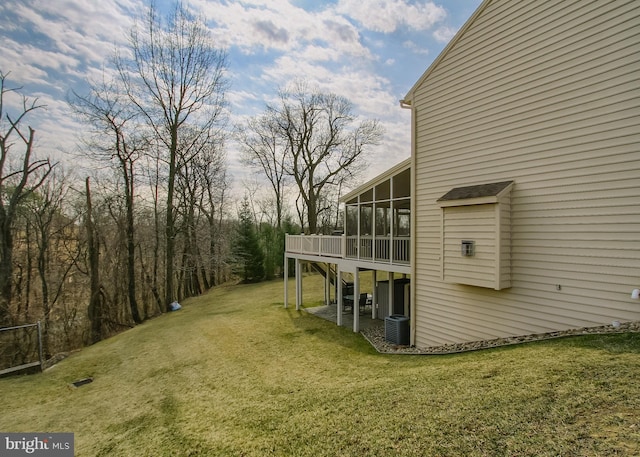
left=0, top=0, right=482, bottom=191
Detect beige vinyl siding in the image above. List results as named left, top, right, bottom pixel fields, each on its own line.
left=442, top=204, right=496, bottom=287
left=498, top=193, right=511, bottom=288
left=411, top=0, right=640, bottom=346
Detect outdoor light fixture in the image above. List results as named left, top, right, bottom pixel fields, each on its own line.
left=631, top=289, right=640, bottom=300
left=461, top=240, right=475, bottom=257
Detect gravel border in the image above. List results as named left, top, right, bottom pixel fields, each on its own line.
left=361, top=321, right=640, bottom=355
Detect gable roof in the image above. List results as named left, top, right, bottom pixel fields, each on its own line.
left=401, top=0, right=493, bottom=106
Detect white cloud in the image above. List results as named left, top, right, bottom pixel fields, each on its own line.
left=0, top=45, right=50, bottom=87
left=33, top=99, right=80, bottom=157
left=0, top=0, right=140, bottom=100
left=193, top=1, right=304, bottom=51
left=5, top=0, right=136, bottom=63
left=253, top=19, right=290, bottom=44
left=0, top=0, right=141, bottom=165
left=403, top=40, right=430, bottom=55
left=191, top=0, right=371, bottom=60
left=0, top=0, right=452, bottom=193
left=433, top=25, right=458, bottom=43
left=0, top=84, right=78, bottom=163
left=227, top=89, right=260, bottom=107
left=336, top=0, right=446, bottom=33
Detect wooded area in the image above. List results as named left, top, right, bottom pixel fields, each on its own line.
left=0, top=2, right=380, bottom=369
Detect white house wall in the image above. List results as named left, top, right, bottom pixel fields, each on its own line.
left=411, top=0, right=640, bottom=346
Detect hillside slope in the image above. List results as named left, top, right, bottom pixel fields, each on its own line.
left=1, top=276, right=639, bottom=456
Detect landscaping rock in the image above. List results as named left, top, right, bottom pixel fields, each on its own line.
left=361, top=321, right=640, bottom=355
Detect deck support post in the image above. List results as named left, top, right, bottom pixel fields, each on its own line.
left=324, top=263, right=331, bottom=305
left=372, top=270, right=378, bottom=319
left=353, top=268, right=360, bottom=333
left=337, top=267, right=343, bottom=327
left=334, top=273, right=339, bottom=307
left=284, top=256, right=289, bottom=308
left=388, top=271, right=395, bottom=316
left=295, top=259, right=302, bottom=311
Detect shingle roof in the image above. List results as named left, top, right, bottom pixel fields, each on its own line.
left=437, top=181, right=514, bottom=202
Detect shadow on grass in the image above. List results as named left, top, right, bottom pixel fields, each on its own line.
left=283, top=307, right=376, bottom=353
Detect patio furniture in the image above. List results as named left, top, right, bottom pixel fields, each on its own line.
left=342, top=284, right=354, bottom=311
left=343, top=294, right=354, bottom=311
left=359, top=293, right=370, bottom=314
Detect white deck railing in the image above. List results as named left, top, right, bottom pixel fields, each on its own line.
left=393, top=238, right=411, bottom=264
left=285, top=235, right=343, bottom=258
left=286, top=234, right=410, bottom=265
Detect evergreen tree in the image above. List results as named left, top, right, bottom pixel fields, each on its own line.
left=260, top=222, right=277, bottom=280
left=234, top=197, right=264, bottom=282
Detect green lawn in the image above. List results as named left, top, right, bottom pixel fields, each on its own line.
left=1, top=275, right=639, bottom=456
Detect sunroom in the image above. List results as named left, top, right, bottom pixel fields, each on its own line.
left=343, top=160, right=411, bottom=265
left=284, top=158, right=412, bottom=336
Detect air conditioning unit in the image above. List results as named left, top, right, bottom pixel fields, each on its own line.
left=385, top=314, right=410, bottom=345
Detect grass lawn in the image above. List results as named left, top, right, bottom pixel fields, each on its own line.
left=1, top=274, right=640, bottom=456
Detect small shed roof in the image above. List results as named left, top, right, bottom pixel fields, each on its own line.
left=438, top=180, right=514, bottom=203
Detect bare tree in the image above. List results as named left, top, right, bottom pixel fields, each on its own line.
left=24, top=167, right=78, bottom=356
left=175, top=129, right=228, bottom=295
left=69, top=76, right=145, bottom=324
left=236, top=113, right=289, bottom=229
left=196, top=151, right=231, bottom=287
left=117, top=2, right=228, bottom=311
left=265, top=81, right=383, bottom=234
left=85, top=177, right=105, bottom=343
left=138, top=153, right=164, bottom=317
left=174, top=129, right=207, bottom=299
left=0, top=71, right=55, bottom=324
